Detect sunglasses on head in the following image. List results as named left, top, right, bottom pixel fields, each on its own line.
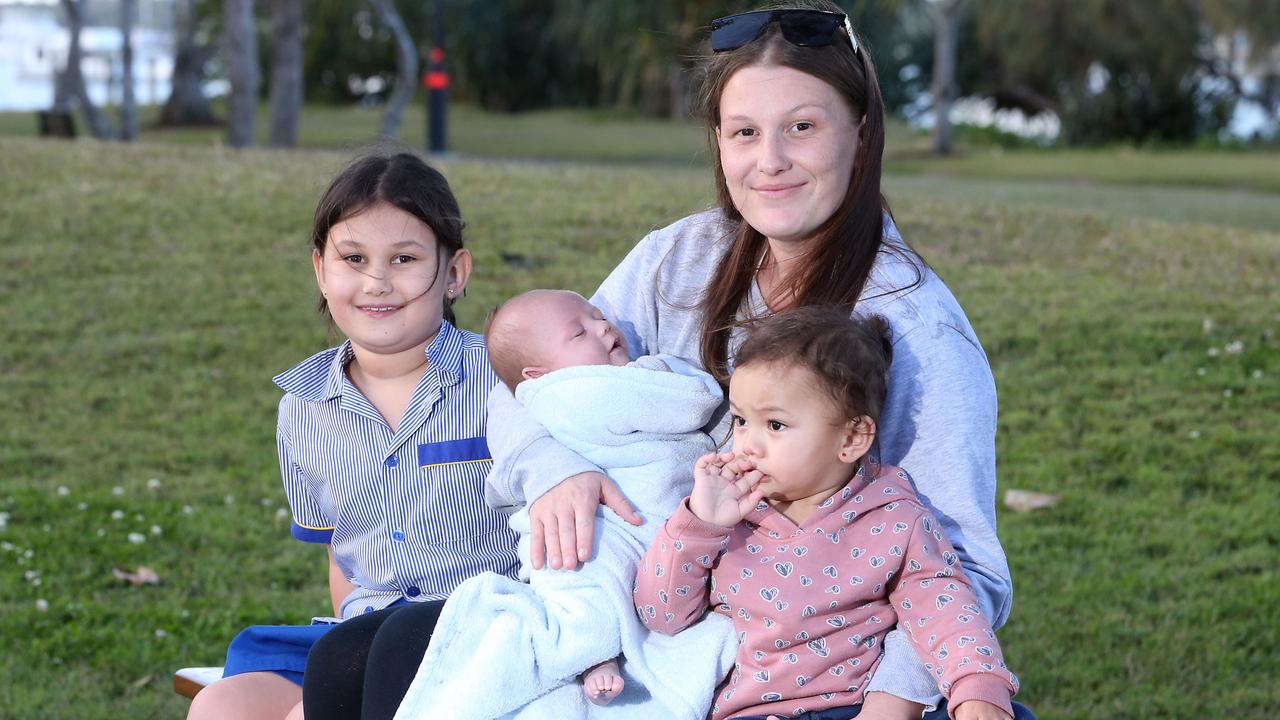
left=710, top=9, right=859, bottom=56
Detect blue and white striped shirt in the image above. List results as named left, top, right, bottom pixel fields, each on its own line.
left=274, top=320, right=519, bottom=619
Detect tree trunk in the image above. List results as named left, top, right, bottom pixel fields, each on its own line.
left=119, top=0, right=138, bottom=140
left=57, top=0, right=116, bottom=139
left=160, top=0, right=215, bottom=126
left=369, top=0, right=417, bottom=139
left=930, top=0, right=961, bottom=155
left=267, top=0, right=303, bottom=147
left=225, top=0, right=260, bottom=148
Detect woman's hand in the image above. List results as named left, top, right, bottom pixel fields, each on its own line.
left=689, top=452, right=764, bottom=527
left=854, top=691, right=926, bottom=720
left=529, top=471, right=642, bottom=570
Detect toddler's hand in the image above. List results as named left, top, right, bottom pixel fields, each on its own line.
left=954, top=700, right=1012, bottom=720
left=689, top=452, right=764, bottom=527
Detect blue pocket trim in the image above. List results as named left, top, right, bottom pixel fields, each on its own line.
left=418, top=436, right=491, bottom=468
left=291, top=520, right=334, bottom=544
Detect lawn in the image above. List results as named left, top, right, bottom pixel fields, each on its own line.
left=1, top=134, right=1277, bottom=719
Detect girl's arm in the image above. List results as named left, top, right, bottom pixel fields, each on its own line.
left=633, top=500, right=728, bottom=635
left=890, top=511, right=1017, bottom=720
left=326, top=546, right=355, bottom=618
left=865, top=326, right=1012, bottom=710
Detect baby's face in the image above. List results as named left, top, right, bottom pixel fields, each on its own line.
left=528, top=292, right=630, bottom=375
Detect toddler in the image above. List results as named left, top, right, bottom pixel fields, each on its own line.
left=634, top=307, right=1019, bottom=720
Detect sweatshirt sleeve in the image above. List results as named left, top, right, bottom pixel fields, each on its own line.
left=633, top=499, right=730, bottom=635
left=890, top=510, right=1018, bottom=720
left=866, top=325, right=1013, bottom=707
left=482, top=381, right=602, bottom=511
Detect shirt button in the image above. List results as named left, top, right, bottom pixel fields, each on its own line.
left=364, top=605, right=375, bottom=614
left=407, top=586, right=420, bottom=597
left=384, top=456, right=399, bottom=468
left=392, top=530, right=406, bottom=542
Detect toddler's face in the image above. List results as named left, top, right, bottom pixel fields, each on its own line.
left=524, top=292, right=630, bottom=379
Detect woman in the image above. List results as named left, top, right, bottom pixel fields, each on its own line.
left=309, top=4, right=1031, bottom=719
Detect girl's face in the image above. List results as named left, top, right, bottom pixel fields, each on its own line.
left=729, top=361, right=871, bottom=517
left=717, top=64, right=860, bottom=249
left=313, top=202, right=471, bottom=360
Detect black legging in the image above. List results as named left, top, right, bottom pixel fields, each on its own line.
left=302, top=600, right=445, bottom=720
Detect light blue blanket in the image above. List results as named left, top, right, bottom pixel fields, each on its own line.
left=395, top=358, right=738, bottom=720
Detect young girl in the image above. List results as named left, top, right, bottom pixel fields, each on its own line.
left=633, top=307, right=1020, bottom=720
left=187, top=150, right=520, bottom=720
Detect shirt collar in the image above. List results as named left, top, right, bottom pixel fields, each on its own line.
left=274, top=320, right=466, bottom=403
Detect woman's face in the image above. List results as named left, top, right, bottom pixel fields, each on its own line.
left=717, top=64, right=860, bottom=248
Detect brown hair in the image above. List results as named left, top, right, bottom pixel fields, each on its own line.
left=483, top=295, right=530, bottom=392
left=735, top=306, right=893, bottom=426
left=695, top=0, right=917, bottom=387
left=311, top=148, right=466, bottom=325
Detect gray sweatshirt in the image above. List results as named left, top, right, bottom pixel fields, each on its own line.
left=485, top=209, right=1012, bottom=710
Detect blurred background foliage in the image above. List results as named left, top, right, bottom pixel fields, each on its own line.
left=217, top=0, right=1269, bottom=146
left=179, top=0, right=1279, bottom=145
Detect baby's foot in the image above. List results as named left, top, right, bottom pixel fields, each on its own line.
left=581, top=659, right=624, bottom=706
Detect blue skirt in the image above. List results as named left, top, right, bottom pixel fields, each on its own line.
left=222, top=621, right=340, bottom=686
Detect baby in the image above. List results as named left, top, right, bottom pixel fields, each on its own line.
left=487, top=289, right=652, bottom=703
left=395, top=289, right=737, bottom=718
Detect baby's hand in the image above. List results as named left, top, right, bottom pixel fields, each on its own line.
left=689, top=452, right=764, bottom=527
left=953, top=700, right=1012, bottom=720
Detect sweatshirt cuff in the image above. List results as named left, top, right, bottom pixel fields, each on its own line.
left=666, top=499, right=734, bottom=544
left=862, top=629, right=943, bottom=711
left=946, top=675, right=1014, bottom=720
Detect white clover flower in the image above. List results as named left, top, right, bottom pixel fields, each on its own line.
left=1196, top=367, right=1206, bottom=376
left=1223, top=388, right=1234, bottom=398
left=224, top=495, right=236, bottom=505
left=260, top=497, right=274, bottom=507
left=35, top=599, right=49, bottom=612
left=1207, top=347, right=1220, bottom=357
left=1224, top=341, right=1244, bottom=355
left=147, top=478, right=161, bottom=490
left=0, top=541, right=14, bottom=551
left=128, top=532, right=146, bottom=544
left=1253, top=369, right=1264, bottom=379
left=78, top=503, right=88, bottom=511
left=155, top=629, right=168, bottom=639
left=111, top=510, right=124, bottom=521
left=150, top=525, right=162, bottom=536
left=182, top=505, right=194, bottom=515
left=112, top=486, right=124, bottom=496
left=275, top=508, right=289, bottom=520
left=1188, top=430, right=1201, bottom=439
left=57, top=486, right=69, bottom=496
left=23, top=549, right=32, bottom=559
left=1202, top=318, right=1213, bottom=334
left=24, top=570, right=40, bottom=582
left=97, top=528, right=106, bottom=537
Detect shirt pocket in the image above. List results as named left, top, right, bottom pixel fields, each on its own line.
left=415, top=437, right=511, bottom=544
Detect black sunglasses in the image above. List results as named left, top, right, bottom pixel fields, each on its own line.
left=710, top=9, right=859, bottom=56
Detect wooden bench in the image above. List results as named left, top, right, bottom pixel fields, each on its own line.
left=173, top=666, right=224, bottom=699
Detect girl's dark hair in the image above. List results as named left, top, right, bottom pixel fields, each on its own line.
left=735, top=306, right=893, bottom=426
left=695, top=0, right=915, bottom=388
left=311, top=149, right=466, bottom=325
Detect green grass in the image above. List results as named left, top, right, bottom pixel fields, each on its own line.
left=8, top=102, right=1279, bottom=195
left=2, top=136, right=1278, bottom=719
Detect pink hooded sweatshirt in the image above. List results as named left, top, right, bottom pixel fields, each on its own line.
left=633, top=463, right=1018, bottom=720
